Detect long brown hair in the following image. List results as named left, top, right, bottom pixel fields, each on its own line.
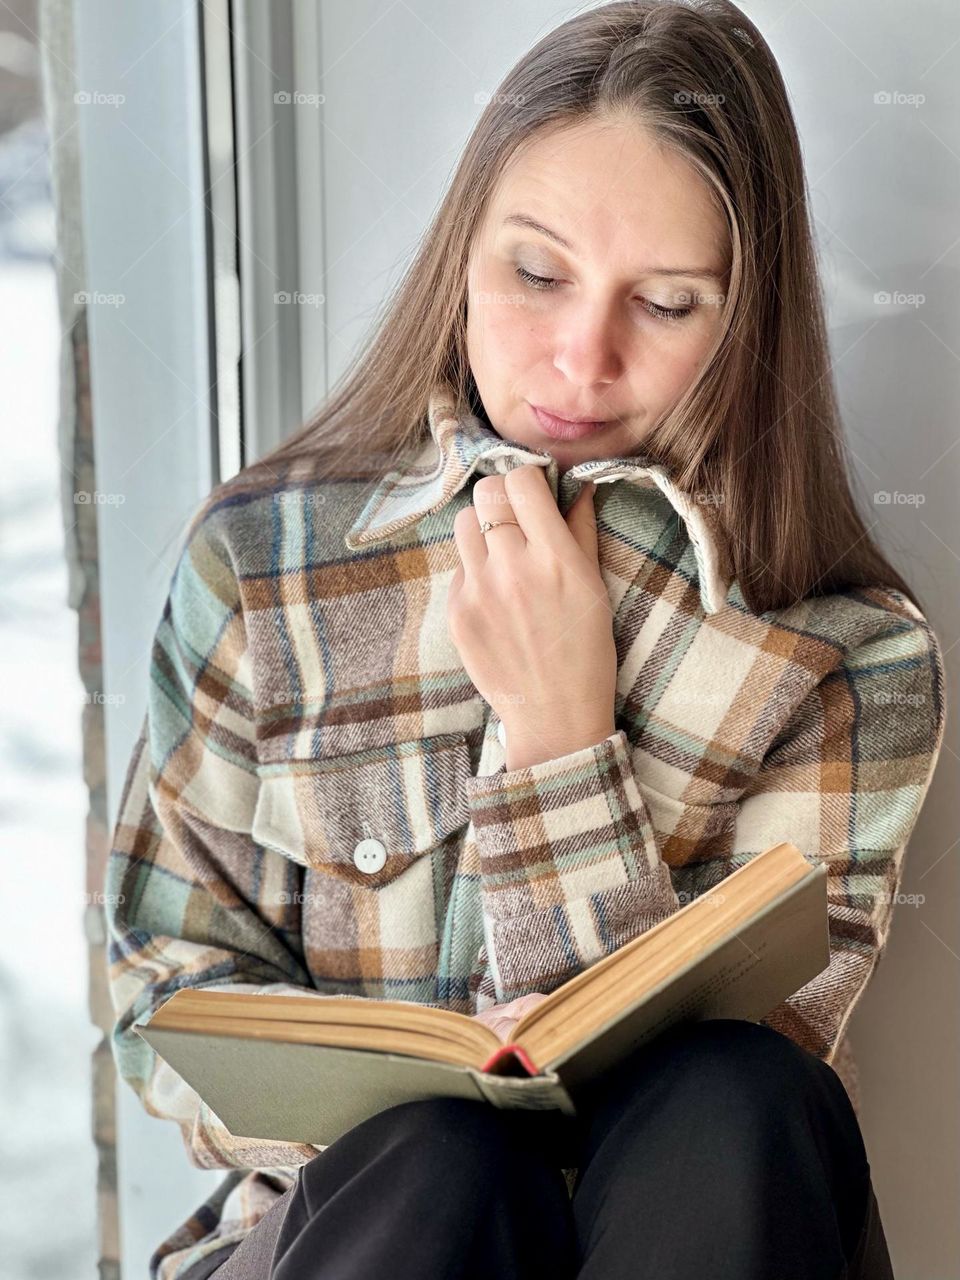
left=218, top=0, right=922, bottom=616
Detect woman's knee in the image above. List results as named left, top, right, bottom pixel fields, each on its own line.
left=302, top=1094, right=530, bottom=1191
left=582, top=1018, right=862, bottom=1148
left=664, top=1018, right=851, bottom=1115
left=626, top=1018, right=836, bottom=1095
left=379, top=1094, right=520, bottom=1151
left=659, top=1017, right=825, bottom=1086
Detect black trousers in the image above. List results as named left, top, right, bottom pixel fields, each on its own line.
left=216, top=1018, right=895, bottom=1279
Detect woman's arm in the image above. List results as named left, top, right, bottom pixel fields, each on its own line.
left=464, top=602, right=946, bottom=1072
left=449, top=466, right=686, bottom=1005
left=104, top=506, right=332, bottom=1171
left=736, top=617, right=947, bottom=1065
left=465, top=726, right=682, bottom=1004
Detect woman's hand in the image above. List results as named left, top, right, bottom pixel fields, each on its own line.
left=472, top=992, right=550, bottom=1043
left=447, top=466, right=617, bottom=769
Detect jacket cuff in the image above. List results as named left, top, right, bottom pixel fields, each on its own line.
left=464, top=729, right=679, bottom=1001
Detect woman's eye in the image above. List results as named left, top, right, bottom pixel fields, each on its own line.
left=513, top=265, right=693, bottom=321
left=642, top=299, right=694, bottom=322
left=515, top=265, right=559, bottom=290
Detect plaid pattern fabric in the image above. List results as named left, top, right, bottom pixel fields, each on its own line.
left=104, top=381, right=946, bottom=1279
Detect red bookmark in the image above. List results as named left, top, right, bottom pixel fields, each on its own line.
left=479, top=1042, right=542, bottom=1077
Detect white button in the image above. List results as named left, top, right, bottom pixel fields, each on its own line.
left=353, top=838, right=387, bottom=873
left=496, top=719, right=507, bottom=749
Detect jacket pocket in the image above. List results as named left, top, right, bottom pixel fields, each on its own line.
left=251, top=732, right=473, bottom=882
left=637, top=779, right=738, bottom=866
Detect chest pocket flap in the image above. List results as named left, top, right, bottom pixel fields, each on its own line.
left=252, top=732, right=473, bottom=882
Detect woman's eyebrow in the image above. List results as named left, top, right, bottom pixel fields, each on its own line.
left=502, top=211, right=726, bottom=281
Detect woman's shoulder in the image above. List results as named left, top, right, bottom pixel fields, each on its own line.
left=768, top=579, right=941, bottom=660
left=179, top=449, right=389, bottom=578
left=774, top=582, right=946, bottom=754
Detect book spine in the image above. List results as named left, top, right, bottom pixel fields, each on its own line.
left=468, top=1068, right=577, bottom=1116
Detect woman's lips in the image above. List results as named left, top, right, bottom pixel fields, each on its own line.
left=528, top=401, right=612, bottom=441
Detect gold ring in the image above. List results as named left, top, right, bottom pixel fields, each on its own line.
left=478, top=519, right=521, bottom=534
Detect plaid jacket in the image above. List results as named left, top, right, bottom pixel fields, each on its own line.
left=104, top=381, right=946, bottom=1279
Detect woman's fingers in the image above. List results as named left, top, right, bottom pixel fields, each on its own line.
left=472, top=474, right=525, bottom=550
left=471, top=993, right=550, bottom=1042
left=471, top=1007, right=513, bottom=1041
left=564, top=481, right=599, bottom=563
left=451, top=504, right=489, bottom=576
left=509, top=992, right=550, bottom=1017
left=500, top=465, right=580, bottom=553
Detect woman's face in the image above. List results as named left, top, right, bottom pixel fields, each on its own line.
left=466, top=116, right=731, bottom=472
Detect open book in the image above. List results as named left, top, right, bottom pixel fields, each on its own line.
left=135, top=841, right=828, bottom=1148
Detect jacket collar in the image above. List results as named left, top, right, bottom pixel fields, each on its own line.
left=344, top=380, right=733, bottom=614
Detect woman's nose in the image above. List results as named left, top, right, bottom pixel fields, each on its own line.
left=551, top=305, right=622, bottom=388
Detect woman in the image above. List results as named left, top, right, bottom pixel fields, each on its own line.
left=104, top=2, right=945, bottom=1277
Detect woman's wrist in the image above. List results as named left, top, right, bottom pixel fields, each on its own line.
left=502, top=717, right=617, bottom=771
